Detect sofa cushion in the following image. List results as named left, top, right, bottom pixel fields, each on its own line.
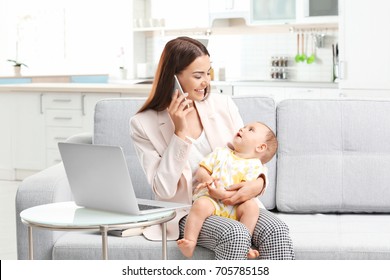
left=276, top=213, right=390, bottom=259
left=94, top=98, right=153, bottom=200
left=93, top=96, right=277, bottom=209
left=276, top=99, right=390, bottom=213
left=52, top=232, right=214, bottom=260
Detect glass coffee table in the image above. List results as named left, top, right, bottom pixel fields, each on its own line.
left=20, top=201, right=176, bottom=260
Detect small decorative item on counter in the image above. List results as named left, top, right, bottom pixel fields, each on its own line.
left=270, top=56, right=288, bottom=80
left=7, top=59, right=28, bottom=77
left=271, top=56, right=288, bottom=67
left=209, top=67, right=215, bottom=81
left=270, top=68, right=287, bottom=80
left=119, top=66, right=127, bottom=80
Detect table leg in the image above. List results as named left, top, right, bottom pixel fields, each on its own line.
left=28, top=225, right=33, bottom=260
left=162, top=222, right=167, bottom=260
left=100, top=225, right=109, bottom=260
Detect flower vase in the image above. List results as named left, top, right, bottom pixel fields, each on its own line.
left=14, top=66, right=21, bottom=77
left=119, top=68, right=127, bottom=80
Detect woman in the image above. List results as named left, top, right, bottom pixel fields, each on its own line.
left=130, top=36, right=294, bottom=260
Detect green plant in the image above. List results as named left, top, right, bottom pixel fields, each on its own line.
left=7, top=59, right=28, bottom=67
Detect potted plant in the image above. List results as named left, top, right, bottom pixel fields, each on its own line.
left=7, top=59, right=28, bottom=76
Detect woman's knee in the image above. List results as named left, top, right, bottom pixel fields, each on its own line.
left=222, top=220, right=251, bottom=238
left=216, top=220, right=251, bottom=259
left=253, top=211, right=290, bottom=244
left=256, top=210, right=289, bottom=234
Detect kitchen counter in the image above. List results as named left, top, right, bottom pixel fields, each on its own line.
left=212, top=80, right=338, bottom=88
left=0, top=83, right=151, bottom=96
left=0, top=80, right=338, bottom=97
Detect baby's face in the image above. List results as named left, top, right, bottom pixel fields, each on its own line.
left=232, top=122, right=268, bottom=153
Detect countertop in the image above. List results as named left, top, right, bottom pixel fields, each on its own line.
left=0, top=83, right=151, bottom=95
left=0, top=80, right=338, bottom=95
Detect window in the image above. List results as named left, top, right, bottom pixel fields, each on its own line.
left=0, top=0, right=133, bottom=76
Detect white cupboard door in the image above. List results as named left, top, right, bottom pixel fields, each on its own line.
left=0, top=94, right=15, bottom=179
left=13, top=93, right=46, bottom=170
left=81, top=93, right=121, bottom=133
left=339, top=0, right=390, bottom=90
left=150, top=0, right=210, bottom=29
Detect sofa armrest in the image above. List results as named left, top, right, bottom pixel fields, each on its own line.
left=65, top=132, right=93, bottom=144
left=15, top=163, right=73, bottom=260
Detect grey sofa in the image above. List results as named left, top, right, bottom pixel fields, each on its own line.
left=15, top=96, right=390, bottom=260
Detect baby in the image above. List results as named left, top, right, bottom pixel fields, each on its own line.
left=177, top=121, right=278, bottom=259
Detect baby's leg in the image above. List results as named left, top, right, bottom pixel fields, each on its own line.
left=177, top=197, right=215, bottom=257
left=236, top=199, right=260, bottom=259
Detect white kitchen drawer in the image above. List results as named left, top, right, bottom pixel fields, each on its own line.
left=45, top=109, right=83, bottom=127
left=233, top=86, right=286, bottom=103
left=284, top=87, right=321, bottom=95
left=46, top=127, right=84, bottom=149
left=46, top=148, right=63, bottom=167
left=212, top=84, right=234, bottom=96
left=42, top=93, right=82, bottom=110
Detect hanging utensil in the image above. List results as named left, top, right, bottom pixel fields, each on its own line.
left=300, top=32, right=306, bottom=62
left=295, top=33, right=301, bottom=63
left=307, top=33, right=316, bottom=64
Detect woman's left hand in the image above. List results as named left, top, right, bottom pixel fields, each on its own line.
left=222, top=177, right=264, bottom=205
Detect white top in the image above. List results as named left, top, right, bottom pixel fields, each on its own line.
left=186, top=131, right=212, bottom=187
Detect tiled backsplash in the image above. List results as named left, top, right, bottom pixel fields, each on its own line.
left=147, top=29, right=338, bottom=83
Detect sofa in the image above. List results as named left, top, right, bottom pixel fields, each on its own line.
left=15, top=95, right=390, bottom=260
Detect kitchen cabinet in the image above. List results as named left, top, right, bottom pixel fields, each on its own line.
left=43, top=92, right=120, bottom=167
left=209, top=0, right=250, bottom=24
left=284, top=87, right=340, bottom=99
left=232, top=84, right=339, bottom=102
left=249, top=0, right=338, bottom=25
left=296, top=0, right=338, bottom=24
left=0, top=95, right=14, bottom=180
left=43, top=93, right=84, bottom=167
left=250, top=0, right=296, bottom=23
left=81, top=93, right=121, bottom=132
left=339, top=0, right=390, bottom=91
left=13, top=93, right=46, bottom=171
left=0, top=91, right=120, bottom=179
left=233, top=85, right=286, bottom=102
left=211, top=83, right=234, bottom=96
left=134, top=0, right=210, bottom=30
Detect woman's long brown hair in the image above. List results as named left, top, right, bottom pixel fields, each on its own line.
left=138, top=36, right=210, bottom=113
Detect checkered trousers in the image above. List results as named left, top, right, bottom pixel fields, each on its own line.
left=179, top=208, right=295, bottom=260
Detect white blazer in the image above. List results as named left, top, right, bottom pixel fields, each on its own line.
left=130, top=93, right=244, bottom=240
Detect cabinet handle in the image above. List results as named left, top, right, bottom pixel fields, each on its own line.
left=81, top=94, right=86, bottom=116
left=53, top=99, right=72, bottom=102
left=53, top=117, right=73, bottom=120
left=40, top=93, right=43, bottom=114
left=54, top=137, right=68, bottom=141
left=339, top=61, right=345, bottom=80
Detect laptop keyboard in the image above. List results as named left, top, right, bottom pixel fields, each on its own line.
left=138, top=204, right=164, bottom=210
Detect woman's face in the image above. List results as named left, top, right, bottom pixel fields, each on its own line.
left=176, top=55, right=211, bottom=102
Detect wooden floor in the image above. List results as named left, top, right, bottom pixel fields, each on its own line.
left=0, top=180, right=19, bottom=260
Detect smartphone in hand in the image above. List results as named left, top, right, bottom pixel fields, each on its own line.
left=174, top=75, right=189, bottom=109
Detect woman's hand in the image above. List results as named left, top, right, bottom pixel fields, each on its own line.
left=167, top=90, right=194, bottom=140
left=222, top=177, right=265, bottom=205
left=206, top=181, right=231, bottom=200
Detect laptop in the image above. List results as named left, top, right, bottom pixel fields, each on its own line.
left=58, top=142, right=191, bottom=215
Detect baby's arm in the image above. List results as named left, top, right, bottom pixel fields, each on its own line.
left=195, top=165, right=213, bottom=184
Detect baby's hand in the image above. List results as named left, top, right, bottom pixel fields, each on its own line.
left=194, top=182, right=211, bottom=194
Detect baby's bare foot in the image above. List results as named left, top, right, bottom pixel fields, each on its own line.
left=247, top=248, right=260, bottom=259
left=177, top=238, right=196, bottom=258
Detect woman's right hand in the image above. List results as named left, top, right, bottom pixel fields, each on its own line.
left=168, top=90, right=194, bottom=139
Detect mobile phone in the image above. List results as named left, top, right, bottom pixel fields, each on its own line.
left=173, top=75, right=189, bottom=109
